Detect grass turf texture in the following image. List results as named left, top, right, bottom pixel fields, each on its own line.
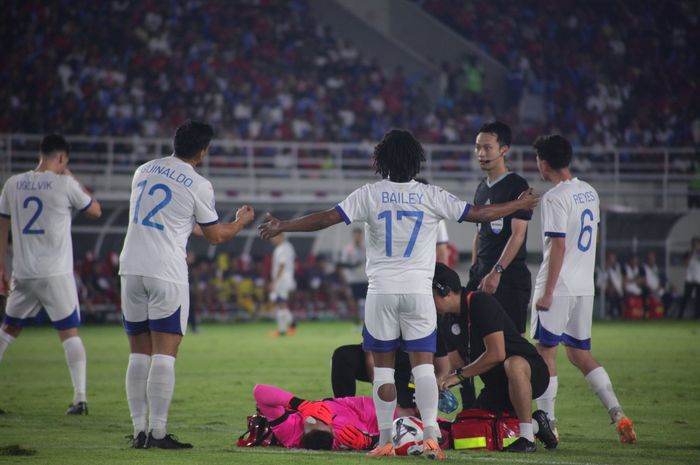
left=0, top=320, right=698, bottom=465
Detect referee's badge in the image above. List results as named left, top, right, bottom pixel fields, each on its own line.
left=451, top=323, right=461, bottom=335
left=485, top=199, right=503, bottom=233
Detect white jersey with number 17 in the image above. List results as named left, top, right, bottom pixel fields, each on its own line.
left=534, top=178, right=599, bottom=296
left=119, top=156, right=219, bottom=285
left=336, top=179, right=470, bottom=295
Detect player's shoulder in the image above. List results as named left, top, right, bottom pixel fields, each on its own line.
left=1, top=173, right=22, bottom=189
left=574, top=177, right=598, bottom=193
left=505, top=172, right=529, bottom=188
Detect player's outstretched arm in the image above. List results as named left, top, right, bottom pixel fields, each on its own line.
left=201, top=205, right=255, bottom=245
left=465, top=188, right=538, bottom=223
left=258, top=208, right=342, bottom=240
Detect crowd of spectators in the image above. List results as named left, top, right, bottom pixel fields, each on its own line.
left=2, top=0, right=697, bottom=150
left=74, top=249, right=358, bottom=323
left=420, top=0, right=700, bottom=148
left=1, top=0, right=437, bottom=143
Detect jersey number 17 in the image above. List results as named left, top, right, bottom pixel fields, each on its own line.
left=378, top=210, right=423, bottom=257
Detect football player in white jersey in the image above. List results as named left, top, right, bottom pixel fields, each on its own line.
left=119, top=121, right=255, bottom=449
left=269, top=233, right=297, bottom=336
left=259, top=129, right=538, bottom=458
left=530, top=134, right=635, bottom=444
left=0, top=134, right=102, bottom=415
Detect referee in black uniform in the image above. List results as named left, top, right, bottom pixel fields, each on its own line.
left=468, top=121, right=532, bottom=334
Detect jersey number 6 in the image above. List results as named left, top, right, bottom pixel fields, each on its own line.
left=577, top=209, right=594, bottom=252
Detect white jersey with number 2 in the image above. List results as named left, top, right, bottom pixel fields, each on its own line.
left=0, top=171, right=91, bottom=279
left=336, top=179, right=470, bottom=295
left=119, top=156, right=219, bottom=284
left=534, top=178, right=599, bottom=296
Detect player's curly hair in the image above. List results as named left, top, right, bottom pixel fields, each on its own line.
left=372, top=129, right=425, bottom=182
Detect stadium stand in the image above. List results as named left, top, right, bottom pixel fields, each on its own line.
left=419, top=0, right=700, bottom=147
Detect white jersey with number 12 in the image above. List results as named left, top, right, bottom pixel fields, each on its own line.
left=119, top=156, right=219, bottom=285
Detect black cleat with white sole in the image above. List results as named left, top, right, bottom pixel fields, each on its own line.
left=145, top=432, right=193, bottom=449
left=533, top=409, right=558, bottom=449
left=65, top=402, right=88, bottom=415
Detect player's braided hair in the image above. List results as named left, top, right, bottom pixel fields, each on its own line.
left=372, top=129, right=425, bottom=182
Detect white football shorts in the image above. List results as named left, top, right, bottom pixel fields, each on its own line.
left=270, top=279, right=296, bottom=302
left=4, top=273, right=80, bottom=329
left=530, top=293, right=594, bottom=350
left=363, top=293, right=437, bottom=352
left=120, top=275, right=190, bottom=336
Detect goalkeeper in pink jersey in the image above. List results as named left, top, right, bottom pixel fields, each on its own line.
left=253, top=384, right=387, bottom=450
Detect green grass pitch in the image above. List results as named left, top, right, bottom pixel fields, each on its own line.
left=0, top=320, right=699, bottom=465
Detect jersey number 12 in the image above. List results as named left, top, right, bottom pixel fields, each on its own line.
left=133, top=180, right=172, bottom=231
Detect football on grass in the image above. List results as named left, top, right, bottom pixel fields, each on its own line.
left=392, top=416, right=424, bottom=456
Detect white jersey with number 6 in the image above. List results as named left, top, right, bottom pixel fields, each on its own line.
left=534, top=178, right=599, bottom=296
left=119, top=156, right=219, bottom=284
left=0, top=171, right=91, bottom=279
left=336, top=179, right=470, bottom=295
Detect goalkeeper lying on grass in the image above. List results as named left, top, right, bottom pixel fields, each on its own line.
left=253, top=384, right=386, bottom=450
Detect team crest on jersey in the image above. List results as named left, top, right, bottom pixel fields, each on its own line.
left=485, top=199, right=504, bottom=233
left=451, top=323, right=461, bottom=336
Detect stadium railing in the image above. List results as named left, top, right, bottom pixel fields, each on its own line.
left=1, top=134, right=697, bottom=210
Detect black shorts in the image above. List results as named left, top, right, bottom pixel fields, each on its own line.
left=475, top=354, right=549, bottom=413
left=468, top=262, right=531, bottom=334
left=330, top=344, right=415, bottom=408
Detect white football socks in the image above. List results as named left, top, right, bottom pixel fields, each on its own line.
left=412, top=364, right=439, bottom=440
left=585, top=366, right=622, bottom=421
left=126, top=353, right=151, bottom=435
left=62, top=336, right=87, bottom=404
left=0, top=330, right=15, bottom=362
left=520, top=421, right=535, bottom=442
left=536, top=376, right=558, bottom=424
left=147, top=354, right=176, bottom=439
left=276, top=308, right=293, bottom=334
left=372, top=367, right=396, bottom=446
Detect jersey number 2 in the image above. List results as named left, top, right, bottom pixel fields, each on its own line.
left=22, top=196, right=45, bottom=235
left=133, top=180, right=172, bottom=231
left=378, top=210, right=424, bottom=257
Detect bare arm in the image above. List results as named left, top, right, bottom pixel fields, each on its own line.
left=434, top=355, right=452, bottom=379
left=439, top=331, right=506, bottom=389
left=471, top=226, right=479, bottom=267
left=64, top=168, right=101, bottom=219
left=535, top=237, right=565, bottom=311
left=464, top=189, right=538, bottom=223
left=259, top=208, right=342, bottom=240
left=0, top=217, right=9, bottom=295
left=436, top=243, right=450, bottom=264
left=201, top=205, right=255, bottom=245
left=82, top=197, right=102, bottom=219
left=479, top=218, right=528, bottom=293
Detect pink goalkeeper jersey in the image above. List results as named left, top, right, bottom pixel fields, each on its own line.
left=253, top=384, right=383, bottom=449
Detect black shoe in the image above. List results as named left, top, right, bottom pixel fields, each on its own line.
left=503, top=437, right=536, bottom=453
left=66, top=402, right=88, bottom=415
left=533, top=409, right=558, bottom=449
left=145, top=432, right=193, bottom=449
left=127, top=432, right=147, bottom=449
